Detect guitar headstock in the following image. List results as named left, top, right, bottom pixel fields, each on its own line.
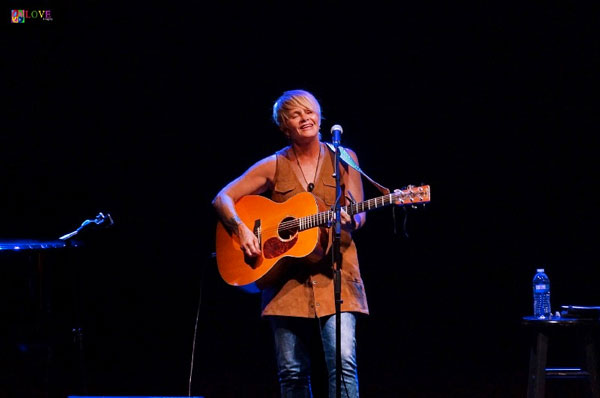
left=393, top=185, right=430, bottom=206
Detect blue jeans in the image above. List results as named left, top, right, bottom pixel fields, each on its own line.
left=270, top=313, right=359, bottom=398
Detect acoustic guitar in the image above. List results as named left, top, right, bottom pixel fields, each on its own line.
left=216, top=185, right=430, bottom=293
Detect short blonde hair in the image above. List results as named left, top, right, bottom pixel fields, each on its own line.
left=272, top=89, right=322, bottom=129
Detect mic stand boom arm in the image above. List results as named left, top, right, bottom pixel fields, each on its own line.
left=59, top=212, right=114, bottom=241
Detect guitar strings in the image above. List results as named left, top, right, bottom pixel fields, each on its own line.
left=256, top=194, right=392, bottom=234
left=257, top=200, right=369, bottom=234
left=255, top=190, right=423, bottom=235
left=258, top=211, right=334, bottom=234
left=258, top=209, right=337, bottom=235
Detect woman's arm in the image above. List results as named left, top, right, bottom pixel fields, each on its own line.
left=212, top=155, right=277, bottom=256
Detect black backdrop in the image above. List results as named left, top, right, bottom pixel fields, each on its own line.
left=3, top=2, right=599, bottom=397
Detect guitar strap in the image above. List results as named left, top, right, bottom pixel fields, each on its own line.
left=326, top=142, right=407, bottom=236
left=325, top=142, right=390, bottom=195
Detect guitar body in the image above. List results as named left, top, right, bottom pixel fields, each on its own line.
left=216, top=192, right=328, bottom=293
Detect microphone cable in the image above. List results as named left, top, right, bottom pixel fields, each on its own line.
left=187, top=253, right=211, bottom=396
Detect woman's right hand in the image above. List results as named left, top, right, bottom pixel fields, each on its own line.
left=237, top=223, right=262, bottom=257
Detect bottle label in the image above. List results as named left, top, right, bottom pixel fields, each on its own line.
left=535, top=284, right=548, bottom=291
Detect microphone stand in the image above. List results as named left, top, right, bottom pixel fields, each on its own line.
left=58, top=211, right=114, bottom=394
left=331, top=126, right=343, bottom=398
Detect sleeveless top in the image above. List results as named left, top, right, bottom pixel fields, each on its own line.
left=260, top=143, right=369, bottom=318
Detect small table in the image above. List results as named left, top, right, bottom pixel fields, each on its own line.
left=522, top=316, right=600, bottom=398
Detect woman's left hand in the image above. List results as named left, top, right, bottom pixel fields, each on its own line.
left=340, top=209, right=358, bottom=232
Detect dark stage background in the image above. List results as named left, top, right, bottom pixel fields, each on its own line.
left=3, top=2, right=599, bottom=397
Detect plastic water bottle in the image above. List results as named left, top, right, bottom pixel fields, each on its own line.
left=532, top=268, right=551, bottom=319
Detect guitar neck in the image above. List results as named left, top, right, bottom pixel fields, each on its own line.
left=344, top=195, right=395, bottom=216
left=297, top=185, right=430, bottom=231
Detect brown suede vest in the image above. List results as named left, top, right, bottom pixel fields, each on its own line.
left=261, top=143, right=369, bottom=318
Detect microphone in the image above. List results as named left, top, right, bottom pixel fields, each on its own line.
left=330, top=124, right=343, bottom=146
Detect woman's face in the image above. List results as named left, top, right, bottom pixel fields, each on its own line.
left=283, top=106, right=320, bottom=142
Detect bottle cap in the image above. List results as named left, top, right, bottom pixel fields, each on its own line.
left=537, top=268, right=545, bottom=272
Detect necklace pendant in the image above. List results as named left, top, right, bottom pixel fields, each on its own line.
left=307, top=183, right=315, bottom=192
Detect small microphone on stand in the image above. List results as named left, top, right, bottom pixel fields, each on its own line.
left=331, top=124, right=343, bottom=146
left=59, top=212, right=114, bottom=241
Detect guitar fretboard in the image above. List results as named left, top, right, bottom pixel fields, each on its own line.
left=288, top=186, right=430, bottom=232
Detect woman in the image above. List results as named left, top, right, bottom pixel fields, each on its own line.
left=212, top=89, right=368, bottom=398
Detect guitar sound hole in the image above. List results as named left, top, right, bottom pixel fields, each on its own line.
left=278, top=216, right=298, bottom=240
